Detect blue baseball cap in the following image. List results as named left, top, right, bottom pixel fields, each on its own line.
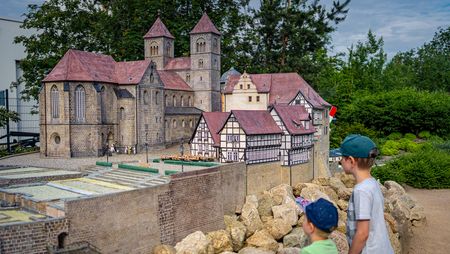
left=331, top=134, right=377, bottom=158
left=305, top=198, right=338, bottom=233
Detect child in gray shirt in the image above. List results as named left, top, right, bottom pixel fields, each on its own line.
left=333, top=134, right=394, bottom=254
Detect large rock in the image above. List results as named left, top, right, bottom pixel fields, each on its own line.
left=153, top=244, right=176, bottom=254
left=246, top=230, right=279, bottom=252
left=221, top=252, right=237, bottom=254
left=206, top=230, right=233, bottom=254
left=264, top=218, right=292, bottom=240
left=410, top=205, right=426, bottom=225
left=238, top=247, right=275, bottom=254
left=329, top=177, right=347, bottom=193
left=329, top=231, right=349, bottom=254
left=387, top=224, right=402, bottom=254
left=293, top=183, right=320, bottom=197
left=241, top=200, right=264, bottom=237
left=334, top=172, right=356, bottom=188
left=282, top=227, right=309, bottom=248
left=384, top=181, right=406, bottom=196
left=300, top=187, right=331, bottom=203
left=337, top=188, right=352, bottom=201
left=246, top=195, right=259, bottom=208
left=312, top=177, right=330, bottom=186
left=258, top=193, right=275, bottom=217
left=269, top=184, right=295, bottom=206
left=384, top=212, right=398, bottom=233
left=337, top=199, right=348, bottom=211
left=272, top=204, right=298, bottom=226
left=276, top=247, right=301, bottom=254
left=225, top=216, right=247, bottom=251
left=319, top=186, right=339, bottom=204
left=337, top=210, right=347, bottom=234
left=175, top=231, right=213, bottom=254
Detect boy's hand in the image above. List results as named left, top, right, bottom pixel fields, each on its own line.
left=349, top=220, right=370, bottom=254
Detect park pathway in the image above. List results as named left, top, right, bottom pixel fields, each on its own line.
left=406, top=187, right=450, bottom=254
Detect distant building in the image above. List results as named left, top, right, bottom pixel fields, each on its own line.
left=0, top=18, right=39, bottom=139
left=39, top=13, right=221, bottom=157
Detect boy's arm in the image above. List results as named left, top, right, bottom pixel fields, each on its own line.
left=349, top=220, right=370, bottom=254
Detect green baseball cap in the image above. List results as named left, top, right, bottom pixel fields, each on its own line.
left=331, top=134, right=377, bottom=158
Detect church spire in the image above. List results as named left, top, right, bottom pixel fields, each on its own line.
left=190, top=13, right=221, bottom=35
left=144, top=17, right=174, bottom=39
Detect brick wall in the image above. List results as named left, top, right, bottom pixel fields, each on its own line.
left=246, top=161, right=291, bottom=196
left=63, top=162, right=246, bottom=253
left=0, top=218, right=68, bottom=254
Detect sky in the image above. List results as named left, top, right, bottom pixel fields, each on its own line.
left=1, top=0, right=449, bottom=59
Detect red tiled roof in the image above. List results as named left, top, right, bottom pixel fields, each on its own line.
left=43, top=49, right=152, bottom=85
left=272, top=104, right=315, bottom=135
left=43, top=49, right=116, bottom=83
left=144, top=17, right=174, bottom=39
left=231, top=110, right=282, bottom=135
left=223, top=72, right=330, bottom=108
left=115, top=60, right=151, bottom=84
left=165, top=57, right=191, bottom=70
left=203, top=112, right=230, bottom=147
left=157, top=70, right=192, bottom=91
left=190, top=13, right=221, bottom=35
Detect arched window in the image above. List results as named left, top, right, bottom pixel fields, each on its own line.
left=190, top=119, right=193, bottom=128
left=173, top=119, right=177, bottom=128
left=58, top=232, right=68, bottom=249
left=173, top=95, right=176, bottom=106
left=143, top=90, right=149, bottom=105
left=196, top=38, right=206, bottom=52
left=182, top=120, right=185, bottom=128
left=150, top=41, right=158, bottom=56
left=166, top=42, right=171, bottom=55
left=165, top=94, right=169, bottom=106
left=188, top=96, right=192, bottom=106
left=119, top=107, right=125, bottom=120
left=198, top=59, right=204, bottom=68
left=155, top=91, right=159, bottom=105
left=181, top=96, right=184, bottom=107
left=213, top=38, right=218, bottom=50
left=51, top=85, right=59, bottom=118
left=186, top=73, right=190, bottom=82
left=150, top=74, right=154, bottom=83
left=75, top=85, right=85, bottom=122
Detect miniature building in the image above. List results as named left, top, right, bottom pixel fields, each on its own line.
left=189, top=112, right=230, bottom=159
left=39, top=13, right=221, bottom=157
left=270, top=104, right=315, bottom=166
left=217, top=110, right=283, bottom=164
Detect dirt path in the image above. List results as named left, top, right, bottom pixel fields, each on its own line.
left=406, top=187, right=450, bottom=254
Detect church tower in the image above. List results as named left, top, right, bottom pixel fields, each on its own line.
left=190, top=13, right=221, bottom=112
left=144, top=17, right=174, bottom=70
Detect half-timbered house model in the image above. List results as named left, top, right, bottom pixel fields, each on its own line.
left=217, top=110, right=283, bottom=164
left=222, top=71, right=331, bottom=175
left=40, top=13, right=222, bottom=157
left=189, top=112, right=229, bottom=158
left=270, top=104, right=315, bottom=166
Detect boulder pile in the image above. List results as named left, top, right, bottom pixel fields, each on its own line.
left=153, top=173, right=425, bottom=254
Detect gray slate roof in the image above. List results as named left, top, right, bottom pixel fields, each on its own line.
left=165, top=107, right=203, bottom=115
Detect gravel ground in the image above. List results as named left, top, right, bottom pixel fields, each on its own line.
left=0, top=144, right=198, bottom=172
left=406, top=187, right=450, bottom=254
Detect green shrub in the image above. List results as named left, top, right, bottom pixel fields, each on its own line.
left=387, top=132, right=402, bottom=140
left=372, top=146, right=450, bottom=189
left=380, top=140, right=401, bottom=155
left=330, top=122, right=378, bottom=148
left=404, top=133, right=416, bottom=141
left=418, top=131, right=431, bottom=139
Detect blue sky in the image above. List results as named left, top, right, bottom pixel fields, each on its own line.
left=1, top=0, right=449, bottom=59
